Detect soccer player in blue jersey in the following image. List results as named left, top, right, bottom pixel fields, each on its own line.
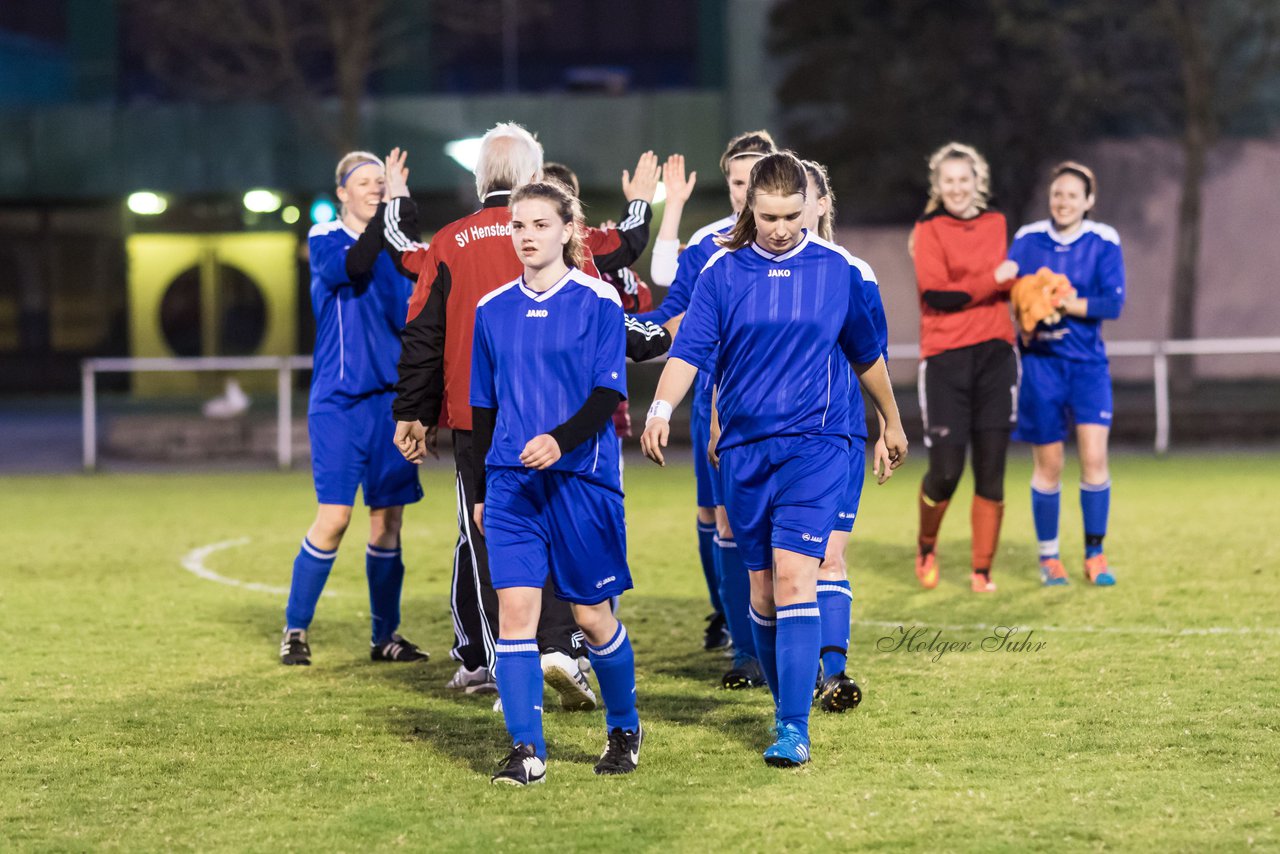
left=470, top=180, right=641, bottom=785
left=800, top=160, right=893, bottom=713
left=280, top=149, right=428, bottom=666
left=638, top=130, right=777, bottom=678
left=642, top=153, right=907, bottom=767
left=1007, top=161, right=1125, bottom=587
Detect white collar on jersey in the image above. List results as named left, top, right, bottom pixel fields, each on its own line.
left=484, top=190, right=513, bottom=201
left=1048, top=220, right=1089, bottom=246
left=519, top=268, right=573, bottom=302
left=750, top=229, right=811, bottom=263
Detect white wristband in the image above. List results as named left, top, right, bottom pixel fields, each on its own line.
left=647, top=400, right=673, bottom=422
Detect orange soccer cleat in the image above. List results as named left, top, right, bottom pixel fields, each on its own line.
left=915, top=550, right=940, bottom=589
left=1084, top=554, right=1116, bottom=586
left=970, top=571, right=997, bottom=593
left=1039, top=557, right=1069, bottom=587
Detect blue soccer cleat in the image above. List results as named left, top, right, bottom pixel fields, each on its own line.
left=763, top=722, right=810, bottom=767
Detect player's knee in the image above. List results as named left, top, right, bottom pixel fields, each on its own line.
left=715, top=515, right=734, bottom=541
left=368, top=508, right=403, bottom=547
left=818, top=551, right=847, bottom=580
left=311, top=506, right=352, bottom=546
left=697, top=507, right=716, bottom=525
left=571, top=603, right=617, bottom=646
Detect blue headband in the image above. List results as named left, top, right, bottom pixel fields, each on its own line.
left=339, top=160, right=380, bottom=187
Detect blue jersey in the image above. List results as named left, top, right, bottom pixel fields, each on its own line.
left=671, top=231, right=883, bottom=451
left=1007, top=219, right=1125, bottom=362
left=470, top=268, right=628, bottom=493
left=635, top=213, right=736, bottom=325
left=846, top=276, right=890, bottom=442
left=308, top=221, right=414, bottom=413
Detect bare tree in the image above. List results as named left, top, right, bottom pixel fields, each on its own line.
left=124, top=0, right=552, bottom=156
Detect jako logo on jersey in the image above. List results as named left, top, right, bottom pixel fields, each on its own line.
left=800, top=532, right=824, bottom=543
left=768, top=269, right=792, bottom=277
left=526, top=309, right=549, bottom=318
left=595, top=575, right=617, bottom=589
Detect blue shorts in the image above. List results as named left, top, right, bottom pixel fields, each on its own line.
left=718, top=435, right=849, bottom=571
left=483, top=467, right=632, bottom=605
left=690, top=379, right=715, bottom=508
left=832, top=441, right=867, bottom=533
left=1014, top=354, right=1113, bottom=445
left=309, top=392, right=423, bottom=508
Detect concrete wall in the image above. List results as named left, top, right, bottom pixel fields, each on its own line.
left=837, top=134, right=1280, bottom=380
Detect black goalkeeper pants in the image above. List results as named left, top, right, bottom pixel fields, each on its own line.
left=449, top=430, right=584, bottom=671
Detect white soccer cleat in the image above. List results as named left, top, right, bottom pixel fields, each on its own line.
left=202, top=378, right=251, bottom=419
left=541, top=651, right=597, bottom=711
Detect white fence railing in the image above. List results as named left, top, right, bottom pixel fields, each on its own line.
left=81, top=355, right=313, bottom=472
left=81, top=337, right=1280, bottom=471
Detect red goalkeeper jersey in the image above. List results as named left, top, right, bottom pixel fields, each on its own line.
left=913, top=209, right=1014, bottom=359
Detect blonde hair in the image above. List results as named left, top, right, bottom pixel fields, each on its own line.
left=801, top=159, right=836, bottom=241
left=719, top=152, right=807, bottom=251
left=475, top=122, right=544, bottom=200
left=923, top=142, right=991, bottom=216
left=334, top=151, right=383, bottom=187
left=719, top=130, right=777, bottom=175
left=510, top=180, right=586, bottom=269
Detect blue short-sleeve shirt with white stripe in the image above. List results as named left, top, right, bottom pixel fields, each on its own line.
left=471, top=268, right=628, bottom=493
left=670, top=231, right=883, bottom=451
left=307, top=221, right=414, bottom=414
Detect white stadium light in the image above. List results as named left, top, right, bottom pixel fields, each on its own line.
left=445, top=137, right=485, bottom=173
left=244, top=189, right=283, bottom=214
left=653, top=181, right=667, bottom=205
left=127, top=191, right=168, bottom=215
left=310, top=197, right=337, bottom=224
left=281, top=205, right=301, bottom=225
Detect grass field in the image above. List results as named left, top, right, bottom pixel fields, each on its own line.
left=3, top=451, right=1278, bottom=852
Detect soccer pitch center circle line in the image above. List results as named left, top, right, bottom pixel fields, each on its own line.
left=179, top=539, right=1276, bottom=634
left=181, top=537, right=337, bottom=598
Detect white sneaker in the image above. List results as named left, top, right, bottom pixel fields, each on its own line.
left=541, top=651, right=597, bottom=711
left=493, top=696, right=503, bottom=713
left=203, top=378, right=251, bottom=419
left=445, top=664, right=497, bottom=694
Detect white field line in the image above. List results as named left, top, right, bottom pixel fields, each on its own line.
left=858, top=619, right=1280, bottom=637
left=180, top=537, right=335, bottom=597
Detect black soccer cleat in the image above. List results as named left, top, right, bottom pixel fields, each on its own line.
left=370, top=633, right=429, bottom=663
left=721, top=658, right=766, bottom=690
left=817, top=672, right=863, bottom=713
left=490, top=743, right=547, bottom=786
left=703, top=612, right=731, bottom=651
left=280, top=629, right=311, bottom=666
left=594, top=724, right=643, bottom=775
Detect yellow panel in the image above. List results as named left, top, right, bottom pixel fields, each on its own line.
left=128, top=232, right=298, bottom=398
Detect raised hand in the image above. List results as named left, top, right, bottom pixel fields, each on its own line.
left=385, top=147, right=410, bottom=200
left=660, top=154, right=697, bottom=207
left=622, top=150, right=661, bottom=203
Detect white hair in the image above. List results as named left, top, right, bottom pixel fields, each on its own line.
left=474, top=122, right=543, bottom=200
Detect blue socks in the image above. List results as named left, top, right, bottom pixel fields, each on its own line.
left=697, top=521, right=723, bottom=613
left=495, top=638, right=545, bottom=759
left=749, top=605, right=779, bottom=703
left=816, top=580, right=852, bottom=678
left=365, top=544, right=404, bottom=645
left=285, top=538, right=336, bottom=630
left=1080, top=480, right=1110, bottom=557
left=586, top=623, right=640, bottom=732
left=716, top=536, right=757, bottom=665
left=775, top=602, right=821, bottom=740
left=1031, top=483, right=1061, bottom=560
